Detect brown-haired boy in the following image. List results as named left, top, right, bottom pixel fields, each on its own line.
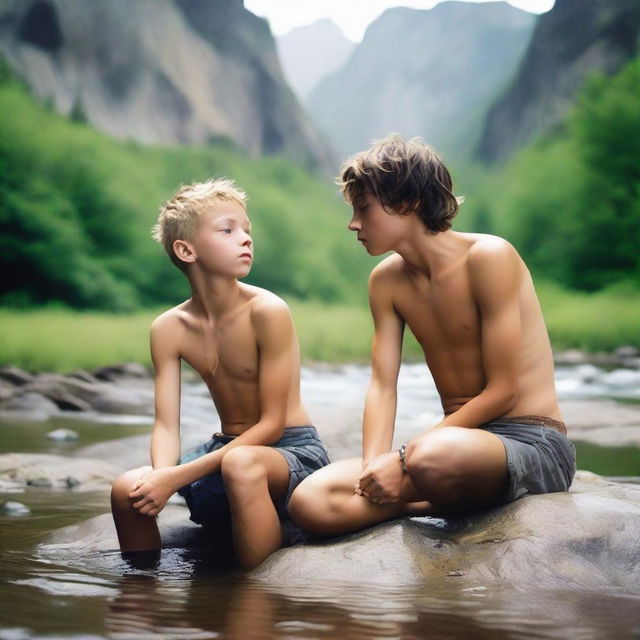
left=288, top=135, right=576, bottom=535
left=111, top=178, right=329, bottom=568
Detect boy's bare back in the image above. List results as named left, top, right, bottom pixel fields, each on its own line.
left=371, top=231, right=561, bottom=421
left=152, top=284, right=310, bottom=435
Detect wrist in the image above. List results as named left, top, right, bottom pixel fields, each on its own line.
left=397, top=442, right=408, bottom=474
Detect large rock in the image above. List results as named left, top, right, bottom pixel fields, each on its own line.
left=0, top=452, right=120, bottom=490
left=0, top=372, right=154, bottom=416
left=37, top=474, right=640, bottom=593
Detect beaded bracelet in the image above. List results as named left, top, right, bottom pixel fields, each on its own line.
left=398, top=441, right=408, bottom=473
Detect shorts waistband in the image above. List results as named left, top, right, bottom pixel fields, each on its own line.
left=211, top=424, right=316, bottom=441
left=487, top=415, right=567, bottom=435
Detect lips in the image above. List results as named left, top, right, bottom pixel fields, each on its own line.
left=240, top=252, right=253, bottom=260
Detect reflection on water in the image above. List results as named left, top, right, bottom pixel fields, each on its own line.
left=3, top=544, right=640, bottom=639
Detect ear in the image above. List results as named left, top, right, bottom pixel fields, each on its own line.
left=173, top=239, right=197, bottom=264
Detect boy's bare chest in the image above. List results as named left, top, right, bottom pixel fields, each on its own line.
left=395, top=269, right=480, bottom=350
left=180, top=318, right=258, bottom=383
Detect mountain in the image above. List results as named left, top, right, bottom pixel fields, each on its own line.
left=0, top=0, right=334, bottom=171
left=307, top=1, right=535, bottom=160
left=276, top=19, right=355, bottom=103
left=476, top=0, right=640, bottom=163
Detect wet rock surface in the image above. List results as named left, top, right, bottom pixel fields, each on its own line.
left=37, top=473, right=640, bottom=593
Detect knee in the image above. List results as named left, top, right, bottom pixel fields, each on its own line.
left=287, top=479, right=317, bottom=529
left=405, top=430, right=467, bottom=487
left=221, top=446, right=266, bottom=488
left=111, top=467, right=149, bottom=509
left=288, top=477, right=341, bottom=535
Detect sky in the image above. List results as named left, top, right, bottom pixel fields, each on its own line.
left=244, top=0, right=555, bottom=42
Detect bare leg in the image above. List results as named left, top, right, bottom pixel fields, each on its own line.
left=288, top=458, right=432, bottom=537
left=221, top=445, right=291, bottom=570
left=405, top=426, right=509, bottom=511
left=111, top=466, right=161, bottom=552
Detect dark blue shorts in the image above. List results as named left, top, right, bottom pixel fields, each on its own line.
left=177, top=425, right=330, bottom=526
left=482, top=418, right=577, bottom=503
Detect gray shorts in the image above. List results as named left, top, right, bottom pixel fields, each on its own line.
left=177, top=425, right=330, bottom=526
left=481, top=417, right=576, bottom=504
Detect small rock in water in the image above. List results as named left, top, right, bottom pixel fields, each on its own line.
left=27, top=477, right=52, bottom=488
left=47, top=428, right=79, bottom=441
left=2, top=500, right=31, bottom=516
left=615, top=345, right=639, bottom=361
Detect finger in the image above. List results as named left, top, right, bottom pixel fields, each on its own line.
left=132, top=496, right=152, bottom=510
left=139, top=502, right=158, bottom=516
left=129, top=486, right=145, bottom=499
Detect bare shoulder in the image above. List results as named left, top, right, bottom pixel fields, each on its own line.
left=466, top=235, right=523, bottom=301
left=150, top=302, right=190, bottom=335
left=467, top=234, right=521, bottom=268
left=467, top=234, right=523, bottom=280
left=149, top=303, right=191, bottom=357
left=245, top=285, right=293, bottom=330
left=369, top=254, right=407, bottom=290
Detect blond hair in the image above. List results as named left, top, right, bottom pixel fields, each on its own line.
left=338, top=134, right=462, bottom=233
left=152, top=178, right=247, bottom=270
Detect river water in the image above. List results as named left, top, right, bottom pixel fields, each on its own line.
left=1, top=363, right=639, bottom=639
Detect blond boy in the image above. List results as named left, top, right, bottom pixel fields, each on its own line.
left=111, top=178, right=329, bottom=569
left=288, top=136, right=576, bottom=535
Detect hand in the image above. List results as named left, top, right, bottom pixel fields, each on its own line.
left=357, top=451, right=404, bottom=504
left=128, top=467, right=179, bottom=517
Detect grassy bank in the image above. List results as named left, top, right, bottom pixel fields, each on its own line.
left=1, top=282, right=638, bottom=372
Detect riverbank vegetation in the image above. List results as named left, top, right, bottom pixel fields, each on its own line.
left=2, top=280, right=638, bottom=372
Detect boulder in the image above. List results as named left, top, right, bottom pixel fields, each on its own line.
left=0, top=373, right=154, bottom=416
left=92, top=362, right=151, bottom=382
left=36, top=474, right=640, bottom=594
left=0, top=391, right=61, bottom=416
left=0, top=453, right=120, bottom=491
left=0, top=365, right=33, bottom=386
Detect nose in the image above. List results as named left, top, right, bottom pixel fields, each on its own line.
left=241, top=230, right=252, bottom=246
left=348, top=214, right=360, bottom=232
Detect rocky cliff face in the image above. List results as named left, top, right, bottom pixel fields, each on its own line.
left=476, top=0, right=640, bottom=163
left=0, top=0, right=333, bottom=170
left=277, top=19, right=355, bottom=103
left=307, top=1, right=534, bottom=160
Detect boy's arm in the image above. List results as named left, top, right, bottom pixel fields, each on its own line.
left=436, top=240, right=522, bottom=429
left=362, top=266, right=405, bottom=467
left=149, top=316, right=182, bottom=468
left=169, top=298, right=296, bottom=488
left=128, top=316, right=182, bottom=517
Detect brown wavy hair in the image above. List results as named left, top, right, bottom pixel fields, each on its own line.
left=338, top=134, right=462, bottom=233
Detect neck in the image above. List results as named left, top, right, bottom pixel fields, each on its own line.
left=394, top=226, right=463, bottom=278
left=188, top=271, right=241, bottom=320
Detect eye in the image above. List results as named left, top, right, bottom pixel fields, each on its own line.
left=222, top=228, right=232, bottom=234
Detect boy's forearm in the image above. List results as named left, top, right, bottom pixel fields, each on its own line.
left=362, top=385, right=397, bottom=464
left=432, top=386, right=517, bottom=432
left=170, top=419, right=284, bottom=490
left=150, top=423, right=181, bottom=469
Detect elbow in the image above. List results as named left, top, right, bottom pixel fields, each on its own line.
left=487, top=381, right=519, bottom=416
left=259, top=421, right=286, bottom=445
left=498, top=384, right=519, bottom=415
